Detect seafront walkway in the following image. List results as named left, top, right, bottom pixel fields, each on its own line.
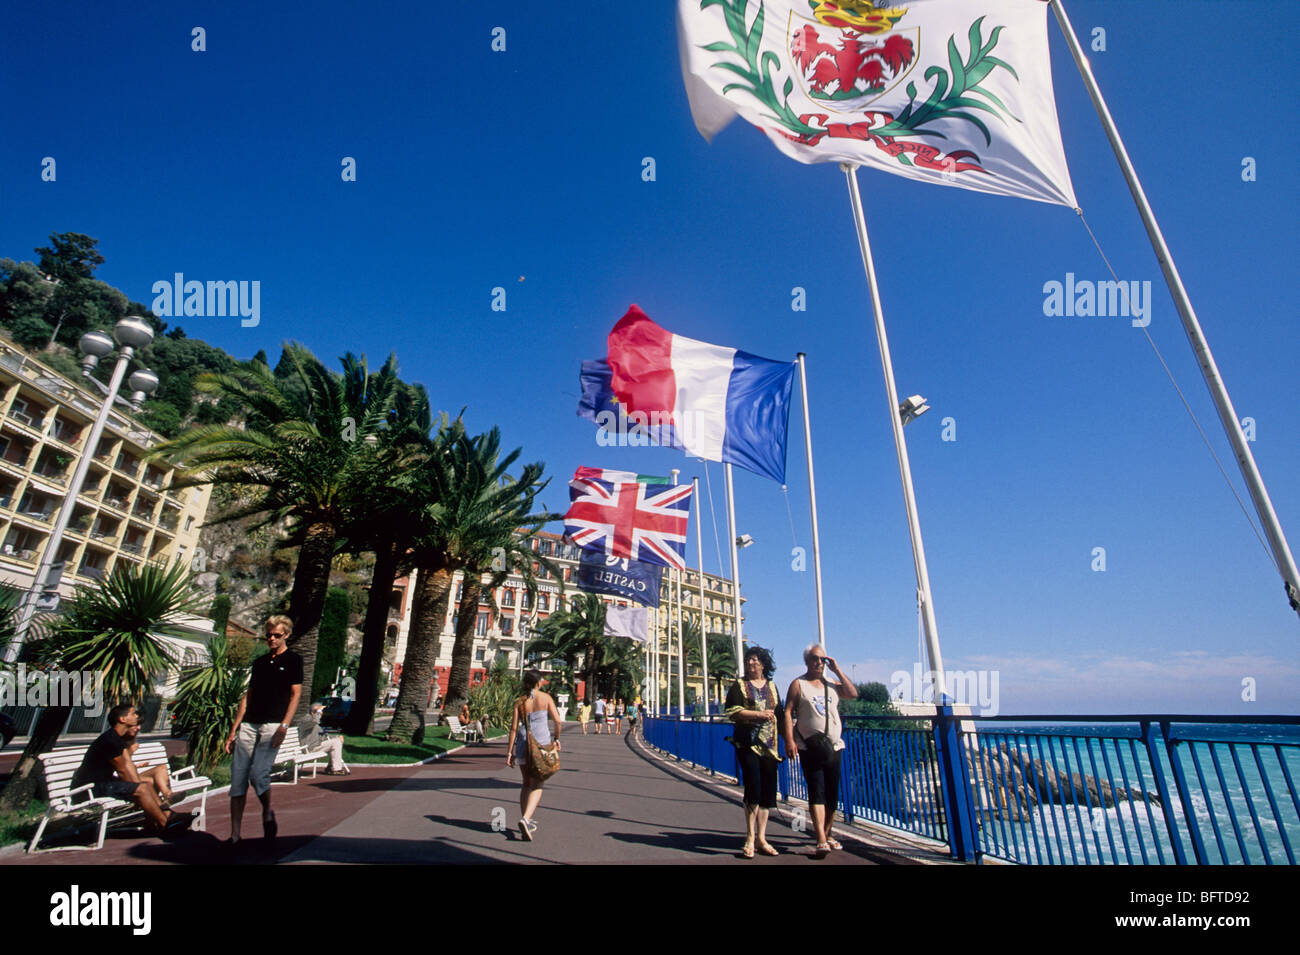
left=3, top=726, right=952, bottom=865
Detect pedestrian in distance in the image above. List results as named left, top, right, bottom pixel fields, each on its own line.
left=784, top=643, right=857, bottom=855
left=580, top=699, right=591, bottom=735
left=593, top=695, right=606, bottom=733
left=506, top=670, right=562, bottom=841
left=724, top=647, right=783, bottom=858
left=224, top=614, right=302, bottom=845
left=614, top=698, right=625, bottom=734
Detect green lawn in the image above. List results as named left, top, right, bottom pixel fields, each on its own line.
left=340, top=723, right=500, bottom=764
left=0, top=801, right=47, bottom=849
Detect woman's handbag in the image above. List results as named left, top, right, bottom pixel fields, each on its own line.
left=525, top=707, right=561, bottom=780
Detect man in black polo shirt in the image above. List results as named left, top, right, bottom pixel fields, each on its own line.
left=224, top=614, right=302, bottom=844
left=71, top=703, right=192, bottom=834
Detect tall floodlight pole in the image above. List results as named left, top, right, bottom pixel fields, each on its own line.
left=841, top=164, right=949, bottom=701
left=5, top=317, right=157, bottom=663
left=724, top=463, right=745, bottom=667
left=796, top=353, right=827, bottom=648
left=1051, top=0, right=1300, bottom=622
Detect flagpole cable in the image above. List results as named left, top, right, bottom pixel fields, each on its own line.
left=842, top=162, right=949, bottom=701
left=1052, top=0, right=1300, bottom=618
left=724, top=463, right=746, bottom=668
left=1075, top=209, right=1276, bottom=570
left=694, top=476, right=710, bottom=712
left=704, top=461, right=727, bottom=578
left=782, top=484, right=818, bottom=644
left=797, top=353, right=828, bottom=649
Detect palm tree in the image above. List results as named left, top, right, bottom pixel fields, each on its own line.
left=151, top=345, right=400, bottom=722
left=385, top=426, right=560, bottom=742
left=685, top=617, right=737, bottom=707
left=0, top=560, right=206, bottom=811
left=530, top=593, right=608, bottom=705
left=335, top=385, right=443, bottom=737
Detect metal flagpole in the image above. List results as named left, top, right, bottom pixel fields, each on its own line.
left=796, top=353, right=828, bottom=649
left=650, top=604, right=658, bottom=715
left=724, top=463, right=745, bottom=666
left=694, top=476, right=709, bottom=713
left=671, top=469, right=684, bottom=715
left=1051, top=0, right=1300, bottom=620
left=841, top=162, right=949, bottom=701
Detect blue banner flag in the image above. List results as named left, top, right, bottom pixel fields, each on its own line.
left=576, top=550, right=663, bottom=608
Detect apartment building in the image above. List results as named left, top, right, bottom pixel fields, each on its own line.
left=0, top=337, right=212, bottom=652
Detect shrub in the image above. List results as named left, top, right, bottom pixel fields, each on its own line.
left=169, top=634, right=248, bottom=773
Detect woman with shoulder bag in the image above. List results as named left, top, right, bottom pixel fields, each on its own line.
left=784, top=643, right=857, bottom=855
left=724, top=646, right=784, bottom=858
left=506, top=670, right=562, bottom=841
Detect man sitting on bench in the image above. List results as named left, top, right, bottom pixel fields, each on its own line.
left=298, top=703, right=348, bottom=775
left=70, top=703, right=193, bottom=836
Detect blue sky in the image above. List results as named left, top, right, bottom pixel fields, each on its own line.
left=2, top=1, right=1296, bottom=714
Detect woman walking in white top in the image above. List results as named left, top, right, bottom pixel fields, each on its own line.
left=506, top=670, right=562, bottom=841
left=784, top=644, right=857, bottom=855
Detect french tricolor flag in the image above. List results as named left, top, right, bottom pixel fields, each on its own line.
left=578, top=305, right=795, bottom=484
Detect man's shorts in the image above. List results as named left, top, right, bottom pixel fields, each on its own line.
left=230, top=722, right=281, bottom=797
left=92, top=779, right=140, bottom=799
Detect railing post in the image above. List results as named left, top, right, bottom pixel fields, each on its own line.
left=1146, top=719, right=1203, bottom=865
left=932, top=705, right=979, bottom=862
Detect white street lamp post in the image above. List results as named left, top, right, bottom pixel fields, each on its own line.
left=3, top=317, right=157, bottom=662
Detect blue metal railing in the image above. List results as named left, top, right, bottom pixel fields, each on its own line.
left=641, top=713, right=1300, bottom=865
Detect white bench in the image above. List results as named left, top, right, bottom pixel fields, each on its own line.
left=29, top=741, right=210, bottom=853
left=271, top=726, right=330, bottom=784
left=446, top=716, right=481, bottom=743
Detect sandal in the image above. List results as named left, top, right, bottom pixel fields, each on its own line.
left=741, top=841, right=755, bottom=859
left=814, top=842, right=831, bottom=855
left=826, top=838, right=843, bottom=851
left=757, top=842, right=779, bottom=856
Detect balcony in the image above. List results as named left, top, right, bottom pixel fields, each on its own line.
left=121, top=541, right=144, bottom=555
left=2, top=547, right=37, bottom=562
left=6, top=408, right=36, bottom=429
left=48, top=421, right=84, bottom=446
left=78, top=565, right=107, bottom=581
left=102, top=495, right=129, bottom=512
left=113, top=456, right=140, bottom=478
left=158, top=514, right=179, bottom=533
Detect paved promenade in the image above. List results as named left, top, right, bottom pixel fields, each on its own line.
left=4, top=728, right=951, bottom=865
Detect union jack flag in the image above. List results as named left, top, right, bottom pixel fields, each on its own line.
left=563, top=469, right=693, bottom=571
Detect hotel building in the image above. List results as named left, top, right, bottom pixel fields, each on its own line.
left=0, top=336, right=214, bottom=731
left=389, top=530, right=744, bottom=705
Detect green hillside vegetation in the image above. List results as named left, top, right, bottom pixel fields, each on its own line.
left=0, top=232, right=243, bottom=437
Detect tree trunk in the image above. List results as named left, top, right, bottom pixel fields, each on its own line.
left=583, top=642, right=600, bottom=707
left=386, top=564, right=453, bottom=744
left=0, top=705, right=73, bottom=812
left=287, top=520, right=337, bottom=723
left=344, top=538, right=400, bottom=737
left=442, top=573, right=483, bottom=714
